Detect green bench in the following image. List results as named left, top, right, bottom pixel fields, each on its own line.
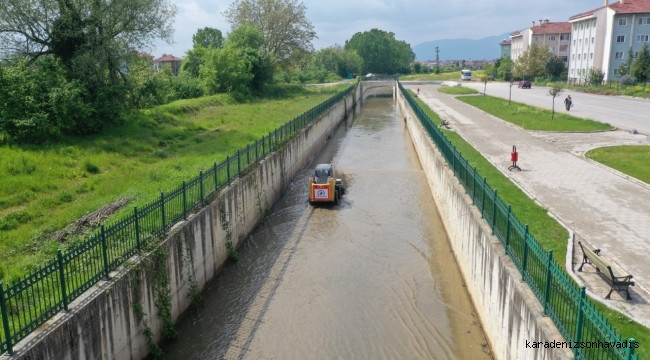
left=578, top=241, right=635, bottom=300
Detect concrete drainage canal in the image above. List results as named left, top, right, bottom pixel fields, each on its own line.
left=161, top=88, right=493, bottom=359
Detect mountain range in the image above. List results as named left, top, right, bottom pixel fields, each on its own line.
left=413, top=32, right=511, bottom=61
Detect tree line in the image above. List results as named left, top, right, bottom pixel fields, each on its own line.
left=0, top=0, right=415, bottom=144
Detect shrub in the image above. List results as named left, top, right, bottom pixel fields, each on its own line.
left=83, top=161, right=100, bottom=174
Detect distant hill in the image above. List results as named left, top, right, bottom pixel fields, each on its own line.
left=413, top=32, right=511, bottom=61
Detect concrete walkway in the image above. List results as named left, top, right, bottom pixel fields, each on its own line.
left=406, top=84, right=650, bottom=327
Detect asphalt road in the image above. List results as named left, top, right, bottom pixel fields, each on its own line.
left=461, top=81, right=650, bottom=135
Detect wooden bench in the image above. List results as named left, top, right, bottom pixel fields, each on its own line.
left=578, top=241, right=634, bottom=300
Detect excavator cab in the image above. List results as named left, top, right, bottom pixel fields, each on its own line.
left=308, top=164, right=344, bottom=205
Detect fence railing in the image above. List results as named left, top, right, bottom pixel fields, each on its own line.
left=0, top=83, right=356, bottom=355
left=397, top=81, right=639, bottom=360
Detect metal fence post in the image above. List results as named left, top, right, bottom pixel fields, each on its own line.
left=214, top=162, right=218, bottom=191
left=574, top=286, right=586, bottom=357
left=472, top=167, right=477, bottom=203
left=134, top=207, right=141, bottom=252
left=182, top=180, right=187, bottom=220
left=626, top=338, right=636, bottom=360
left=0, top=282, right=13, bottom=355
left=101, top=225, right=110, bottom=280
left=505, top=205, right=511, bottom=255
left=491, top=189, right=498, bottom=233
left=255, top=140, right=258, bottom=161
left=522, top=224, right=529, bottom=282
left=481, top=177, right=487, bottom=217
left=199, top=171, right=204, bottom=205
left=543, top=250, right=553, bottom=315
left=161, top=192, right=166, bottom=230
left=246, top=144, right=250, bottom=166
left=237, top=149, right=241, bottom=175
left=226, top=156, right=231, bottom=185
left=262, top=136, right=266, bottom=156
left=57, top=250, right=68, bottom=311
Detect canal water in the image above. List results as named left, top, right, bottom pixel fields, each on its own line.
left=162, top=93, right=492, bottom=360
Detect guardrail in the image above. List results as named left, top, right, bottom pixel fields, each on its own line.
left=0, top=83, right=356, bottom=355
left=398, top=81, right=639, bottom=360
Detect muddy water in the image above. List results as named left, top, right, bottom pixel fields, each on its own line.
left=162, top=95, right=492, bottom=360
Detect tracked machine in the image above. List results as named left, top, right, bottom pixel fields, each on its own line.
left=308, top=164, right=345, bottom=205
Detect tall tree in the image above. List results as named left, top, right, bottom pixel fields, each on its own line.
left=513, top=43, right=553, bottom=79
left=183, top=28, right=224, bottom=78
left=193, top=27, right=224, bottom=49
left=617, top=47, right=635, bottom=77
left=223, top=0, right=316, bottom=69
left=545, top=54, right=566, bottom=78
left=632, top=44, right=650, bottom=89
left=344, top=29, right=414, bottom=74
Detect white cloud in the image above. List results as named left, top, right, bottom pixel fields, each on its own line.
left=152, top=0, right=599, bottom=57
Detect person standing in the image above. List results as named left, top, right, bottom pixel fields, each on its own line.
left=564, top=95, right=573, bottom=111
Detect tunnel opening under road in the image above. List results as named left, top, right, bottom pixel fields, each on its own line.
left=161, top=87, right=492, bottom=360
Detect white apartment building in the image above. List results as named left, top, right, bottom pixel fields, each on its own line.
left=510, top=19, right=572, bottom=63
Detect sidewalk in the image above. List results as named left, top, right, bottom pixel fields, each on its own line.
left=407, top=84, right=650, bottom=327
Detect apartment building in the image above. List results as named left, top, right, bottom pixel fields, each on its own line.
left=569, top=0, right=650, bottom=82
left=500, top=39, right=512, bottom=58
left=510, top=19, right=571, bottom=62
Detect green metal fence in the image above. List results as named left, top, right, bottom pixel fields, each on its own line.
left=398, top=81, right=639, bottom=360
left=0, top=83, right=357, bottom=355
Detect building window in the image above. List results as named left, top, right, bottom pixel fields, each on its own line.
left=549, top=47, right=556, bottom=52
left=614, top=69, right=619, bottom=75
left=635, top=51, right=639, bottom=57
left=573, top=39, right=576, bottom=45
left=617, top=35, right=625, bottom=43
left=560, top=45, right=568, bottom=52
left=548, top=36, right=556, bottom=41
left=590, top=53, right=593, bottom=59
left=579, top=39, right=582, bottom=45
left=615, top=52, right=624, bottom=59
left=584, top=53, right=587, bottom=59
left=619, top=18, right=628, bottom=26
left=580, top=23, right=584, bottom=30
left=587, top=22, right=591, bottom=29
left=639, top=17, right=650, bottom=25
left=535, top=36, right=542, bottom=41
left=561, top=56, right=568, bottom=62
left=637, top=35, right=650, bottom=42
left=561, top=34, right=570, bottom=40
left=593, top=20, right=597, bottom=27
left=578, top=54, right=581, bottom=60
left=573, top=24, right=577, bottom=31
left=592, top=37, right=595, bottom=43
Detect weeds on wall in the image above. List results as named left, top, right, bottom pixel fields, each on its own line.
left=219, top=203, right=239, bottom=262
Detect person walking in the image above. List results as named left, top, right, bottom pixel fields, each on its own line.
left=564, top=95, right=573, bottom=111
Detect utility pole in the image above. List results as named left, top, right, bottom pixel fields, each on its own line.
left=435, top=46, right=440, bottom=73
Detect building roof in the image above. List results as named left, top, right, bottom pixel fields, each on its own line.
left=570, top=0, right=650, bottom=21
left=531, top=22, right=571, bottom=34
left=153, top=54, right=183, bottom=62
left=510, top=30, right=522, bottom=37
left=500, top=39, right=512, bottom=45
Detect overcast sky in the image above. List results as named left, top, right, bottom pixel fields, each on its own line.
left=153, top=0, right=602, bottom=58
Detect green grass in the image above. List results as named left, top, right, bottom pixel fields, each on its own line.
left=438, top=86, right=479, bottom=95
left=409, top=89, right=650, bottom=358
left=457, top=95, right=613, bottom=132
left=400, top=70, right=487, bottom=81
left=587, top=146, right=650, bottom=185
left=0, top=84, right=349, bottom=282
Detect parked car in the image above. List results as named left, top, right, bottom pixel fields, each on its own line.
left=518, top=80, right=531, bottom=89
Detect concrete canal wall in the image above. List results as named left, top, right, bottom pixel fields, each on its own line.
left=396, top=85, right=572, bottom=360
left=2, top=83, right=373, bottom=360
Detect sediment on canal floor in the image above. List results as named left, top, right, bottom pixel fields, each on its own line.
left=2, top=82, right=397, bottom=360
left=396, top=85, right=573, bottom=360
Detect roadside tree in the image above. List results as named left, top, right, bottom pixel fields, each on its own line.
left=480, top=74, right=489, bottom=97
left=223, top=0, right=316, bottom=69
left=497, top=57, right=514, bottom=80
left=632, top=44, right=650, bottom=90
left=617, top=47, right=635, bottom=77
left=513, top=43, right=552, bottom=79
left=545, top=55, right=566, bottom=78
left=548, top=84, right=563, bottom=119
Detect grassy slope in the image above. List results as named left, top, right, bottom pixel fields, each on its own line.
left=587, top=146, right=650, bottom=185
left=409, top=90, right=650, bottom=357
left=0, top=84, right=349, bottom=281
left=438, top=87, right=479, bottom=95
left=456, top=95, right=613, bottom=132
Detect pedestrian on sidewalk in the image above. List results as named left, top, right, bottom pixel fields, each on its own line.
left=564, top=95, right=573, bottom=111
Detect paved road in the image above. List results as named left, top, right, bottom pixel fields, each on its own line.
left=462, top=81, right=650, bottom=135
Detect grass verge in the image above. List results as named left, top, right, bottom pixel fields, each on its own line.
left=586, top=145, right=650, bottom=185
left=438, top=86, right=479, bottom=95
left=0, top=84, right=349, bottom=282
left=400, top=70, right=487, bottom=81
left=456, top=95, right=613, bottom=132
left=409, top=89, right=650, bottom=357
